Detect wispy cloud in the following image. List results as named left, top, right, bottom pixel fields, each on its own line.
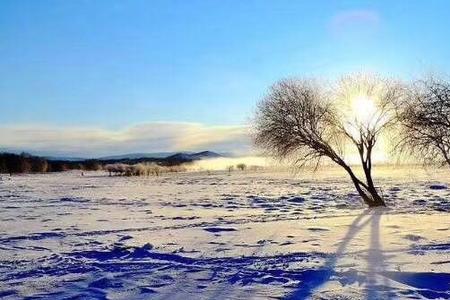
left=0, top=122, right=252, bottom=157
left=329, top=9, right=380, bottom=36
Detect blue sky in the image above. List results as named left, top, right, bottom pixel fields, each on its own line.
left=1, top=0, right=450, bottom=156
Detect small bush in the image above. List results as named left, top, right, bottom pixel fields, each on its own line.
left=236, top=163, right=247, bottom=171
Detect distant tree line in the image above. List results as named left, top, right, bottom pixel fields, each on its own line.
left=0, top=153, right=102, bottom=174
left=0, top=152, right=196, bottom=175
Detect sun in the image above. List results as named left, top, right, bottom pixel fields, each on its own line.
left=351, top=95, right=377, bottom=125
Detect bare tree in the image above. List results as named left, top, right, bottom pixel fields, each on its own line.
left=254, top=75, right=403, bottom=207
left=397, top=76, right=450, bottom=167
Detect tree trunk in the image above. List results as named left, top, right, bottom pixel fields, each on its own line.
left=362, top=166, right=386, bottom=207
left=352, top=178, right=385, bottom=207
left=366, top=188, right=386, bottom=207
left=344, top=166, right=386, bottom=207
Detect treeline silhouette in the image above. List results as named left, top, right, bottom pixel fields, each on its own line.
left=0, top=152, right=200, bottom=175
left=0, top=153, right=102, bottom=174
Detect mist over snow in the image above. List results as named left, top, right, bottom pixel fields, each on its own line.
left=189, top=156, right=275, bottom=171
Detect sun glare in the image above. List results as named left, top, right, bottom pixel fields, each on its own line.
left=351, top=95, right=377, bottom=125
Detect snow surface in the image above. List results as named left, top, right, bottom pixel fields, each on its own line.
left=0, top=167, right=449, bottom=299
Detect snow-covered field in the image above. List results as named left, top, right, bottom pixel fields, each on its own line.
left=0, top=167, right=449, bottom=299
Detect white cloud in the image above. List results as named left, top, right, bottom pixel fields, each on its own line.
left=0, top=122, right=252, bottom=157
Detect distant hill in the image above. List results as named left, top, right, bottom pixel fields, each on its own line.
left=98, top=152, right=180, bottom=160
left=157, top=151, right=223, bottom=165
left=0, top=149, right=88, bottom=162
left=44, top=156, right=88, bottom=162
left=98, top=151, right=223, bottom=165
left=96, top=151, right=223, bottom=166
left=166, top=151, right=222, bottom=162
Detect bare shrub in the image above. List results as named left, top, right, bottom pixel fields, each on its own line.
left=236, top=163, right=247, bottom=171
left=397, top=76, right=450, bottom=167
left=105, top=163, right=128, bottom=176
left=105, top=162, right=186, bottom=177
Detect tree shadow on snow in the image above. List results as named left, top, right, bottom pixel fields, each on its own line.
left=286, top=209, right=392, bottom=300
